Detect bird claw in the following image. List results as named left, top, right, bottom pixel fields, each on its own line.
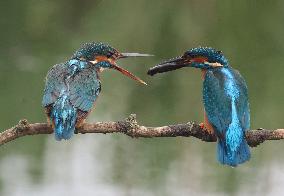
left=199, top=122, right=215, bottom=135
left=74, top=124, right=83, bottom=134
left=199, top=122, right=205, bottom=129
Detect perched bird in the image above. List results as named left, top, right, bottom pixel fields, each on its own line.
left=42, top=42, right=150, bottom=141
left=148, top=47, right=250, bottom=166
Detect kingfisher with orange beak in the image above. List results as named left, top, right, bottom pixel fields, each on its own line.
left=148, top=47, right=250, bottom=166
left=42, top=42, right=150, bottom=141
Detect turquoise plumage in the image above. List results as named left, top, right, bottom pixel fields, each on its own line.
left=42, top=59, right=100, bottom=140
left=50, top=95, right=77, bottom=140
left=148, top=47, right=250, bottom=166
left=203, top=66, right=250, bottom=166
left=42, top=42, right=149, bottom=141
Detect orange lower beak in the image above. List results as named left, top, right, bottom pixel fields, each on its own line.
left=112, top=64, right=147, bottom=85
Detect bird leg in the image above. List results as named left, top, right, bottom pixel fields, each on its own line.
left=75, top=110, right=88, bottom=134
left=44, top=107, right=54, bottom=129
left=200, top=70, right=214, bottom=134
left=199, top=109, right=215, bottom=135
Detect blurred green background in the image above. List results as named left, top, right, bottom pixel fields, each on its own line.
left=0, top=0, right=284, bottom=195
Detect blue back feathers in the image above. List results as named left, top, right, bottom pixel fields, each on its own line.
left=51, top=94, right=77, bottom=140
left=42, top=57, right=101, bottom=140
left=203, top=66, right=250, bottom=166
left=181, top=47, right=250, bottom=166
left=42, top=42, right=123, bottom=140
left=147, top=46, right=250, bottom=166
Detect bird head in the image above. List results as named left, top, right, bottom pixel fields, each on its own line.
left=147, top=47, right=229, bottom=76
left=72, top=42, right=152, bottom=85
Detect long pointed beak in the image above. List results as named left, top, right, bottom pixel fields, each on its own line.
left=119, top=53, right=154, bottom=58
left=147, top=56, right=190, bottom=76
left=112, top=63, right=147, bottom=85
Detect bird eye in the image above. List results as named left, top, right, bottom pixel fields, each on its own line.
left=106, top=53, right=113, bottom=58
left=217, top=50, right=222, bottom=54
left=183, top=52, right=193, bottom=58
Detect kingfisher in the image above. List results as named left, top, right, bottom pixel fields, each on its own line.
left=42, top=42, right=151, bottom=141
left=148, top=47, right=250, bottom=166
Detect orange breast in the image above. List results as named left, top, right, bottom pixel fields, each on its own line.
left=203, top=110, right=215, bottom=134
left=201, top=70, right=214, bottom=134
left=201, top=69, right=207, bottom=80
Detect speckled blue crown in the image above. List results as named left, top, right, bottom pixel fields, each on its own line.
left=72, top=42, right=117, bottom=60
left=185, top=47, right=229, bottom=66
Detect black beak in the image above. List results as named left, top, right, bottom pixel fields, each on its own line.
left=147, top=56, right=190, bottom=76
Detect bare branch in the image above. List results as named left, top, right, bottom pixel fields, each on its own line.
left=0, top=114, right=283, bottom=147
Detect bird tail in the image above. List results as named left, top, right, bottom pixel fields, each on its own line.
left=217, top=99, right=251, bottom=166
left=50, top=95, right=77, bottom=141
left=217, top=139, right=250, bottom=167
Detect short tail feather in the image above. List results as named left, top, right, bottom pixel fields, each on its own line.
left=217, top=99, right=250, bottom=166
left=217, top=139, right=250, bottom=167
left=50, top=95, right=77, bottom=141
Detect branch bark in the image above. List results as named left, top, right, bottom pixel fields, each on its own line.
left=0, top=114, right=283, bottom=147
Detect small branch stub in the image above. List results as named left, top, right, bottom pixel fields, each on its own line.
left=15, top=119, right=29, bottom=132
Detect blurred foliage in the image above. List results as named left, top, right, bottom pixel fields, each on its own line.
left=0, top=0, right=284, bottom=195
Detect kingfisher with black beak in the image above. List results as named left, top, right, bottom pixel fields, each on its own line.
left=42, top=42, right=151, bottom=141
left=148, top=47, right=250, bottom=166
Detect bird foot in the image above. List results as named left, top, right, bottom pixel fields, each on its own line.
left=199, top=122, right=205, bottom=129
left=75, top=122, right=86, bottom=134
left=199, top=122, right=214, bottom=135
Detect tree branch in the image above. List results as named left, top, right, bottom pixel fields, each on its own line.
left=0, top=114, right=283, bottom=147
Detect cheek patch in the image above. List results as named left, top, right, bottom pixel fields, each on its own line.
left=95, top=56, right=109, bottom=62
left=191, top=57, right=208, bottom=63
left=95, top=56, right=115, bottom=65
left=98, top=68, right=105, bottom=73
left=205, top=62, right=223, bottom=67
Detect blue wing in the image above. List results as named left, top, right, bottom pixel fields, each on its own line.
left=68, top=66, right=101, bottom=112
left=203, top=69, right=231, bottom=135
left=42, top=63, right=67, bottom=107
left=42, top=60, right=101, bottom=112
left=203, top=66, right=250, bottom=166
left=203, top=67, right=249, bottom=135
left=233, top=70, right=250, bottom=131
left=42, top=60, right=101, bottom=140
